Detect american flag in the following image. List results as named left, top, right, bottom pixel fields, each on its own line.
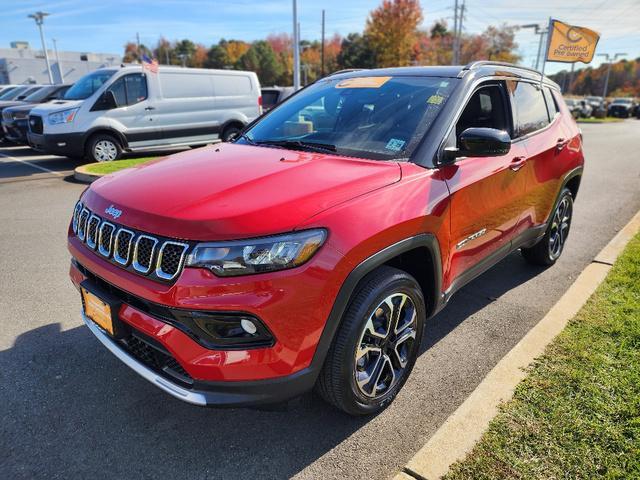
left=142, top=54, right=159, bottom=74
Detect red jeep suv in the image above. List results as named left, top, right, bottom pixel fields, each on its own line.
left=69, top=61, right=583, bottom=415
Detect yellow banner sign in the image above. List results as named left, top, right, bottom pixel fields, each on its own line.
left=546, top=19, right=600, bottom=63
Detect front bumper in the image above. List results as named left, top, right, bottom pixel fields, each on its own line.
left=2, top=120, right=28, bottom=143
left=28, top=131, right=85, bottom=157
left=82, top=310, right=317, bottom=407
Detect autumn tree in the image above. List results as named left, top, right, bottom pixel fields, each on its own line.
left=337, top=33, right=376, bottom=69
left=206, top=44, right=230, bottom=69
left=237, top=41, right=283, bottom=85
left=365, top=0, right=423, bottom=67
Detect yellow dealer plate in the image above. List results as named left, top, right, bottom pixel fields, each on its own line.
left=82, top=287, right=114, bottom=335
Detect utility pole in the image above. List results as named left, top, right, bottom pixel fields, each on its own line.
left=52, top=38, right=63, bottom=83
left=452, top=0, right=458, bottom=65
left=598, top=52, right=627, bottom=99
left=521, top=24, right=548, bottom=71
left=292, top=0, right=300, bottom=90
left=567, top=63, right=575, bottom=94
left=321, top=9, right=325, bottom=77
left=28, top=11, right=54, bottom=84
left=453, top=0, right=465, bottom=64
left=136, top=32, right=141, bottom=62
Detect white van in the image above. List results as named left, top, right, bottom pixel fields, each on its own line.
left=27, top=66, right=261, bottom=162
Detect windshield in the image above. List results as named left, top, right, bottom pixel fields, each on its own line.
left=23, top=85, right=59, bottom=103
left=612, top=98, right=632, bottom=104
left=0, top=86, right=30, bottom=100
left=0, top=86, right=17, bottom=99
left=241, top=76, right=458, bottom=161
left=64, top=70, right=116, bottom=100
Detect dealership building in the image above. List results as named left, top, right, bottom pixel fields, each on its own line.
left=0, top=41, right=121, bottom=85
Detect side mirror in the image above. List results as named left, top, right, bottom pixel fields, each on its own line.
left=443, top=127, right=511, bottom=162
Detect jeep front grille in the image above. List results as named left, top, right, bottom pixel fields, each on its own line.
left=71, top=201, right=190, bottom=282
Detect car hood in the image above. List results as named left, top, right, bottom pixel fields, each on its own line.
left=0, top=100, right=26, bottom=110
left=3, top=104, right=34, bottom=114
left=82, top=143, right=401, bottom=241
left=30, top=99, right=83, bottom=115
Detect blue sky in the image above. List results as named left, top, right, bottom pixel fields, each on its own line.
left=2, top=0, right=639, bottom=75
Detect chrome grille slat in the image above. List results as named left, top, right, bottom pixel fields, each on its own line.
left=113, top=228, right=134, bottom=265
left=72, top=205, right=189, bottom=282
left=86, top=214, right=101, bottom=249
left=156, top=242, right=189, bottom=280
left=132, top=235, right=158, bottom=274
left=98, top=222, right=116, bottom=257
left=77, top=208, right=90, bottom=241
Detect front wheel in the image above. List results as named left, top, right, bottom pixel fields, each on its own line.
left=522, top=188, right=574, bottom=266
left=316, top=266, right=425, bottom=415
left=221, top=124, right=242, bottom=142
left=86, top=134, right=122, bottom=162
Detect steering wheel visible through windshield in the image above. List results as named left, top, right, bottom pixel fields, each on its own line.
left=240, top=75, right=458, bottom=161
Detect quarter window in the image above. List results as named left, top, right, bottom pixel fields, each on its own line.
left=543, top=88, right=559, bottom=120
left=511, top=82, right=549, bottom=136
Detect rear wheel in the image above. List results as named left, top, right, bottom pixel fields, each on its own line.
left=522, top=188, right=573, bottom=266
left=86, top=133, right=122, bottom=162
left=316, top=266, right=425, bottom=415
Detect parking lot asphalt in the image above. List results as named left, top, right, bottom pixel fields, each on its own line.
left=1, top=121, right=639, bottom=480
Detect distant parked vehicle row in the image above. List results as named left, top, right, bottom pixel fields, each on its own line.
left=1, top=84, right=71, bottom=143
left=564, top=98, right=592, bottom=119
left=25, top=65, right=261, bottom=162
left=564, top=95, right=639, bottom=120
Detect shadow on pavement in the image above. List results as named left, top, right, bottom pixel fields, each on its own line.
left=0, top=249, right=546, bottom=479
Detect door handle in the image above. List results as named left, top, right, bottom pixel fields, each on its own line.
left=556, top=137, right=569, bottom=150
left=509, top=156, right=527, bottom=172
left=144, top=106, right=155, bottom=111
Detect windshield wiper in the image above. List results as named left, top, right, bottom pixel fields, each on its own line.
left=255, top=139, right=337, bottom=153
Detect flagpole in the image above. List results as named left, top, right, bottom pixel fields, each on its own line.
left=539, top=17, right=552, bottom=87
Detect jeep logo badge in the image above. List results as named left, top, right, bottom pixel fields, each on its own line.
left=104, top=205, right=122, bottom=220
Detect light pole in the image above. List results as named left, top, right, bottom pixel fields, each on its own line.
left=598, top=52, right=626, bottom=99
left=521, top=23, right=548, bottom=71
left=28, top=11, right=54, bottom=84
left=292, top=0, right=300, bottom=90
left=52, top=38, right=64, bottom=83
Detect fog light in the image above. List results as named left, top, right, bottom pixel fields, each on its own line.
left=240, top=318, right=257, bottom=335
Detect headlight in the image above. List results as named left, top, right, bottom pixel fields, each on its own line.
left=13, top=111, right=29, bottom=120
left=48, top=108, right=79, bottom=125
left=186, top=229, right=327, bottom=277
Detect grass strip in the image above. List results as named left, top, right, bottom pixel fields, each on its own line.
left=444, top=233, right=640, bottom=480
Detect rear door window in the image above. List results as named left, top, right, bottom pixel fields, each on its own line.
left=511, top=82, right=550, bottom=136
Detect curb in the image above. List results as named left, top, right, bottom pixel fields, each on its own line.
left=74, top=165, right=104, bottom=184
left=396, top=209, right=640, bottom=480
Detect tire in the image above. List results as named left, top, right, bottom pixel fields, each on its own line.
left=521, top=188, right=574, bottom=266
left=86, top=133, right=122, bottom=162
left=221, top=124, right=242, bottom=142
left=316, top=266, right=426, bottom=415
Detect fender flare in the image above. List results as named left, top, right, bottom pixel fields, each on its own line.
left=308, top=233, right=443, bottom=373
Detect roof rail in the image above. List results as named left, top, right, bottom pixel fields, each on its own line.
left=462, top=60, right=543, bottom=76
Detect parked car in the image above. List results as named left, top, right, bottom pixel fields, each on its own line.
left=67, top=61, right=583, bottom=415
left=585, top=95, right=604, bottom=110
left=28, top=66, right=261, bottom=162
left=564, top=98, right=592, bottom=118
left=607, top=97, right=635, bottom=118
left=0, top=85, right=19, bottom=96
left=0, top=85, right=42, bottom=103
left=1, top=84, right=71, bottom=144
left=261, top=86, right=295, bottom=111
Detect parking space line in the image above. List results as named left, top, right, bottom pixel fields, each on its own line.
left=0, top=152, right=64, bottom=176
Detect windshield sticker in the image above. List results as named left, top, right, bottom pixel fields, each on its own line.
left=427, top=95, right=444, bottom=105
left=385, top=138, right=406, bottom=152
left=335, top=76, right=392, bottom=89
